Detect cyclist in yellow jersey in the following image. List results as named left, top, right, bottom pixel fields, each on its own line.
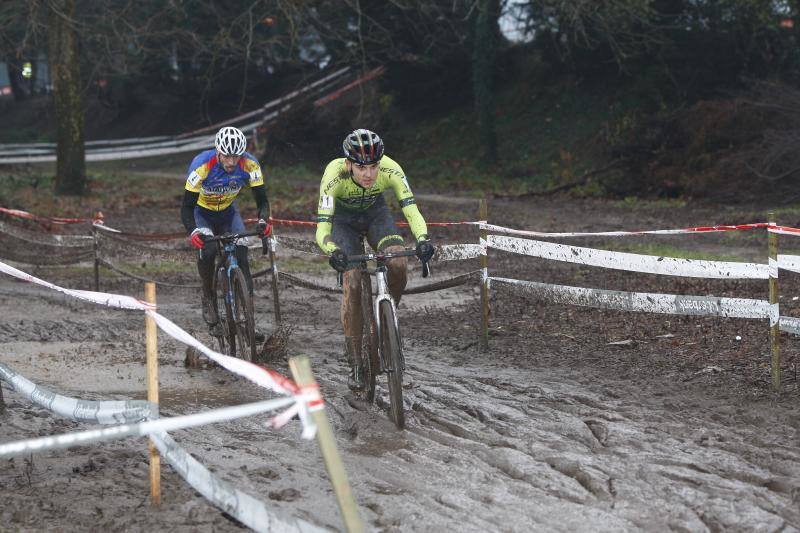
left=316, top=129, right=434, bottom=391
left=180, top=126, right=271, bottom=337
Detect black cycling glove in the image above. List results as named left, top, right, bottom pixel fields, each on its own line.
left=415, top=239, right=434, bottom=263
left=329, top=249, right=348, bottom=273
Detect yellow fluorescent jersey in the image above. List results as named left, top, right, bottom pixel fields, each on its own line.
left=184, top=150, right=264, bottom=211
left=315, top=155, right=428, bottom=254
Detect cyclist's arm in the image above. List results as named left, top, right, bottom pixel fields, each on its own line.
left=386, top=158, right=429, bottom=241
left=182, top=157, right=206, bottom=234
left=181, top=190, right=200, bottom=234
left=315, top=160, right=341, bottom=254
left=251, top=185, right=270, bottom=221
left=242, top=156, right=270, bottom=221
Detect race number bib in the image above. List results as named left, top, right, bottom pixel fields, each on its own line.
left=320, top=194, right=334, bottom=210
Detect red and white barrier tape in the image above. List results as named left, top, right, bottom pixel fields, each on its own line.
left=0, top=206, right=93, bottom=225
left=0, top=260, right=303, bottom=401
left=491, top=277, right=775, bottom=322
left=0, top=397, right=299, bottom=458
left=489, top=235, right=769, bottom=280
left=768, top=224, right=800, bottom=236
left=480, top=222, right=770, bottom=238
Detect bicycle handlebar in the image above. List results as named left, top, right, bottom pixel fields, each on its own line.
left=345, top=247, right=431, bottom=278
left=203, top=229, right=269, bottom=255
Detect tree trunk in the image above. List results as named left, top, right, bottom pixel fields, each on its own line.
left=472, top=0, right=499, bottom=165
left=48, top=0, right=86, bottom=196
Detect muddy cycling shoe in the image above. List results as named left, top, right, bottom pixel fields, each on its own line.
left=201, top=296, right=219, bottom=325
left=348, top=365, right=366, bottom=391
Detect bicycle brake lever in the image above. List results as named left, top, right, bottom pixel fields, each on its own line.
left=337, top=271, right=343, bottom=287
left=422, top=260, right=430, bottom=278
left=261, top=236, right=269, bottom=256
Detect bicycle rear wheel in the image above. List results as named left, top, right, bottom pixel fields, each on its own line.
left=231, top=268, right=256, bottom=362
left=360, top=272, right=378, bottom=403
left=212, top=266, right=231, bottom=354
left=379, top=300, right=404, bottom=429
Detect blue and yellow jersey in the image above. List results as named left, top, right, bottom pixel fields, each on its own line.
left=315, top=155, right=427, bottom=254
left=184, top=149, right=265, bottom=211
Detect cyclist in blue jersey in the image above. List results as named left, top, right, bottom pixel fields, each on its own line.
left=180, top=126, right=272, bottom=337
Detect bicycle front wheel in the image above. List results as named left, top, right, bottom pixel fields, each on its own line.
left=379, top=300, right=404, bottom=429
left=361, top=272, right=378, bottom=404
left=231, top=268, right=256, bottom=362
left=212, top=266, right=231, bottom=354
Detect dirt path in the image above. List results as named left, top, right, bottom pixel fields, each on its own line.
left=1, top=196, right=799, bottom=532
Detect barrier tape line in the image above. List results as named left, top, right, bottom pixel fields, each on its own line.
left=0, top=397, right=298, bottom=458
left=780, top=316, right=800, bottom=336
left=481, top=222, right=770, bottom=238
left=150, top=432, right=326, bottom=533
left=0, top=206, right=92, bottom=224
left=778, top=254, right=800, bottom=274
left=0, top=362, right=155, bottom=424
left=770, top=224, right=800, bottom=236
left=96, top=257, right=201, bottom=289
left=491, top=277, right=772, bottom=319
left=489, top=235, right=769, bottom=280
left=0, top=260, right=303, bottom=402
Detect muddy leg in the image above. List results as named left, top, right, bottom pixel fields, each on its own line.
left=384, top=244, right=408, bottom=305
left=342, top=270, right=365, bottom=390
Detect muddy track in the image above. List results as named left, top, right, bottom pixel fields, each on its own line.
left=1, top=196, right=800, bottom=532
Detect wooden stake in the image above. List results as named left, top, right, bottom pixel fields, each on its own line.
left=93, top=223, right=100, bottom=292
left=268, top=237, right=282, bottom=324
left=479, top=198, right=489, bottom=351
left=768, top=213, right=781, bottom=392
left=144, top=282, right=161, bottom=505
left=288, top=356, right=363, bottom=533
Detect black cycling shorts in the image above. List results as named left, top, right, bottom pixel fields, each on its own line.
left=332, top=195, right=405, bottom=270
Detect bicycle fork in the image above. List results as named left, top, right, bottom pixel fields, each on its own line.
left=373, top=268, right=405, bottom=374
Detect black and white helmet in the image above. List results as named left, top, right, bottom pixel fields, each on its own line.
left=215, top=126, right=247, bottom=156
left=342, top=129, right=384, bottom=165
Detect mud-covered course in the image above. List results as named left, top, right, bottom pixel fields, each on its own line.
left=1, top=194, right=799, bottom=532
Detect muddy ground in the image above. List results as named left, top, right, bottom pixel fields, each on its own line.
left=1, top=194, right=799, bottom=532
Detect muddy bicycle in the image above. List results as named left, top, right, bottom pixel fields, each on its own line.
left=207, top=229, right=267, bottom=361
left=341, top=241, right=431, bottom=429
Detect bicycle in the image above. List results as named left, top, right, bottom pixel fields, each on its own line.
left=206, top=229, right=267, bottom=361
left=341, top=239, right=431, bottom=429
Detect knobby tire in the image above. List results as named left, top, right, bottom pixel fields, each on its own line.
left=360, top=272, right=378, bottom=403
left=212, top=266, right=230, bottom=354
left=379, top=300, right=405, bottom=429
left=231, top=268, right=256, bottom=362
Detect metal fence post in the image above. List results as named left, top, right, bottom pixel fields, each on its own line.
left=769, top=213, right=781, bottom=392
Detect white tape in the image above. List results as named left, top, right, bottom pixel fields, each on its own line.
left=780, top=316, right=800, bottom=335
left=0, top=396, right=301, bottom=458
left=0, top=363, right=154, bottom=424
left=150, top=432, right=325, bottom=533
left=769, top=257, right=779, bottom=279
left=490, top=277, right=772, bottom=319
left=778, top=254, right=800, bottom=274
left=435, top=243, right=483, bottom=261
left=480, top=222, right=766, bottom=238
left=488, top=235, right=769, bottom=280
left=770, top=303, right=780, bottom=327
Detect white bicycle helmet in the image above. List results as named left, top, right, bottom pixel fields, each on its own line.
left=215, top=126, right=247, bottom=156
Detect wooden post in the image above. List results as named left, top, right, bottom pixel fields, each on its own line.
left=144, top=282, right=161, bottom=505
left=268, top=236, right=282, bottom=324
left=288, top=356, right=363, bottom=533
left=479, top=198, right=489, bottom=351
left=92, top=222, right=100, bottom=292
left=0, top=374, right=5, bottom=412
left=768, top=213, right=781, bottom=392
